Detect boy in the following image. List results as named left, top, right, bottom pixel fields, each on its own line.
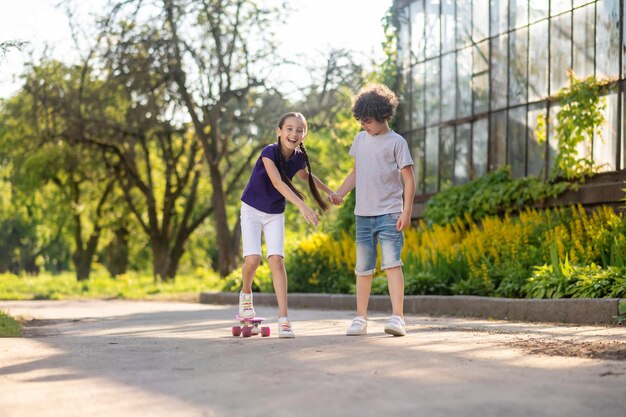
left=333, top=84, right=415, bottom=336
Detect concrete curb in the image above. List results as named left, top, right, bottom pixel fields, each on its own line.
left=199, top=292, right=625, bottom=325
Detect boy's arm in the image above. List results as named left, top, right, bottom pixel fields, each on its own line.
left=262, top=157, right=319, bottom=226
left=336, top=166, right=356, bottom=198
left=396, top=165, right=415, bottom=231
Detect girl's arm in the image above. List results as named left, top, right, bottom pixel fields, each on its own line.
left=296, top=169, right=334, bottom=195
left=396, top=165, right=415, bottom=231
left=262, top=157, right=319, bottom=226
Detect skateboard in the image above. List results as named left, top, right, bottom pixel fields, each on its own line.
left=232, top=315, right=271, bottom=338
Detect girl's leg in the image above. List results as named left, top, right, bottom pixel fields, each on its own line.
left=240, top=202, right=264, bottom=294
left=263, top=211, right=287, bottom=317
left=355, top=274, right=373, bottom=317
left=267, top=255, right=288, bottom=317
left=242, top=255, right=261, bottom=294
left=385, top=266, right=404, bottom=317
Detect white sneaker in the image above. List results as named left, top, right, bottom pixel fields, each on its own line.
left=278, top=317, right=295, bottom=338
left=384, top=315, right=406, bottom=336
left=238, top=291, right=255, bottom=319
left=346, top=316, right=367, bottom=336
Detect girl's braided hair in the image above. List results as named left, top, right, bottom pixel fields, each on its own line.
left=275, top=112, right=329, bottom=212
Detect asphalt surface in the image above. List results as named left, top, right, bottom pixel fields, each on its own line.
left=1, top=300, right=625, bottom=417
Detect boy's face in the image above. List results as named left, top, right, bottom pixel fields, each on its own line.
left=360, top=118, right=389, bottom=136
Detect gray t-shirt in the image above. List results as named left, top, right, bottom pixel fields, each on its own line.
left=349, top=130, right=414, bottom=216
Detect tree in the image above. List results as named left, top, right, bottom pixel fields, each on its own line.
left=87, top=0, right=286, bottom=277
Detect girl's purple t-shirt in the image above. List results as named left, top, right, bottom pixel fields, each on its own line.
left=241, top=143, right=306, bottom=214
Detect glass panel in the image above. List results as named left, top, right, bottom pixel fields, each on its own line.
left=442, top=0, right=456, bottom=53
left=457, top=47, right=473, bottom=118
left=455, top=123, right=471, bottom=184
left=509, top=0, right=528, bottom=29
left=490, top=110, right=508, bottom=170
left=596, top=0, right=620, bottom=78
left=398, top=6, right=412, bottom=72
left=491, top=0, right=509, bottom=36
left=529, top=0, right=549, bottom=23
left=572, top=4, right=595, bottom=79
left=456, top=0, right=472, bottom=48
left=473, top=40, right=490, bottom=114
left=527, top=102, right=548, bottom=177
left=473, top=0, right=490, bottom=42
left=594, top=92, right=618, bottom=171
left=573, top=0, right=594, bottom=6
left=412, top=63, right=425, bottom=128
left=473, top=40, right=490, bottom=73
left=410, top=0, right=426, bottom=63
left=426, top=0, right=442, bottom=58
left=425, top=127, right=440, bottom=193
left=473, top=118, right=489, bottom=177
left=551, top=0, right=572, bottom=16
left=491, top=34, right=509, bottom=110
left=473, top=73, right=490, bottom=114
left=509, top=27, right=528, bottom=106
left=425, top=58, right=441, bottom=125
left=529, top=20, right=549, bottom=101
left=508, top=106, right=528, bottom=177
left=398, top=69, right=411, bottom=133
left=547, top=103, right=562, bottom=174
left=412, top=130, right=426, bottom=195
left=440, top=126, right=455, bottom=190
left=550, top=12, right=572, bottom=94
left=441, top=53, right=456, bottom=121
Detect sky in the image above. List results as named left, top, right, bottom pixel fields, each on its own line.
left=0, top=0, right=391, bottom=99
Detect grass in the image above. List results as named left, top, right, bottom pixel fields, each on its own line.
left=0, top=311, right=21, bottom=337
left=0, top=266, right=225, bottom=301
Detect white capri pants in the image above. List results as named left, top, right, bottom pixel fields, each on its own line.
left=240, top=202, right=285, bottom=258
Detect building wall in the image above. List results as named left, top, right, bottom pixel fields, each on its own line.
left=393, top=0, right=625, bottom=197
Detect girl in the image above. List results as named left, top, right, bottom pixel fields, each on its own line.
left=239, top=112, right=339, bottom=338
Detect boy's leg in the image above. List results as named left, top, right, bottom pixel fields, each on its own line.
left=355, top=274, right=373, bottom=317
left=385, top=266, right=404, bottom=317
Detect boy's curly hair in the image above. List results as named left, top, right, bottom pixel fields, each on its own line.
left=351, top=84, right=399, bottom=122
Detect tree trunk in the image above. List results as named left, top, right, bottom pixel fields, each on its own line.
left=151, top=238, right=172, bottom=282
left=106, top=226, right=129, bottom=277
left=209, top=163, right=236, bottom=277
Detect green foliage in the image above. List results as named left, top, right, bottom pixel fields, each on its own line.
left=0, top=311, right=21, bottom=337
left=536, top=72, right=609, bottom=180
left=376, top=6, right=399, bottom=92
left=424, top=165, right=570, bottom=225
left=222, top=263, right=274, bottom=293
left=524, top=263, right=626, bottom=299
left=285, top=233, right=354, bottom=294
left=0, top=269, right=223, bottom=301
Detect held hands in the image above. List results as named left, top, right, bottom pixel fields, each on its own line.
left=327, top=192, right=344, bottom=206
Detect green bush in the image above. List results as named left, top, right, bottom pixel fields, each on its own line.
left=424, top=166, right=569, bottom=226
left=0, top=311, right=21, bottom=337
left=285, top=233, right=354, bottom=293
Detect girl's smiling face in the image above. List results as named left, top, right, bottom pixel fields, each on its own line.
left=277, top=116, right=307, bottom=155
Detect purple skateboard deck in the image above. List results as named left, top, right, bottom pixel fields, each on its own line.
left=232, top=315, right=271, bottom=337
left=235, top=315, right=266, bottom=323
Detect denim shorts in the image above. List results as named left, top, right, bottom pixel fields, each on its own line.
left=355, top=213, right=404, bottom=276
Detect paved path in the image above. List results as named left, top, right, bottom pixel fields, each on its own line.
left=1, top=300, right=625, bottom=417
